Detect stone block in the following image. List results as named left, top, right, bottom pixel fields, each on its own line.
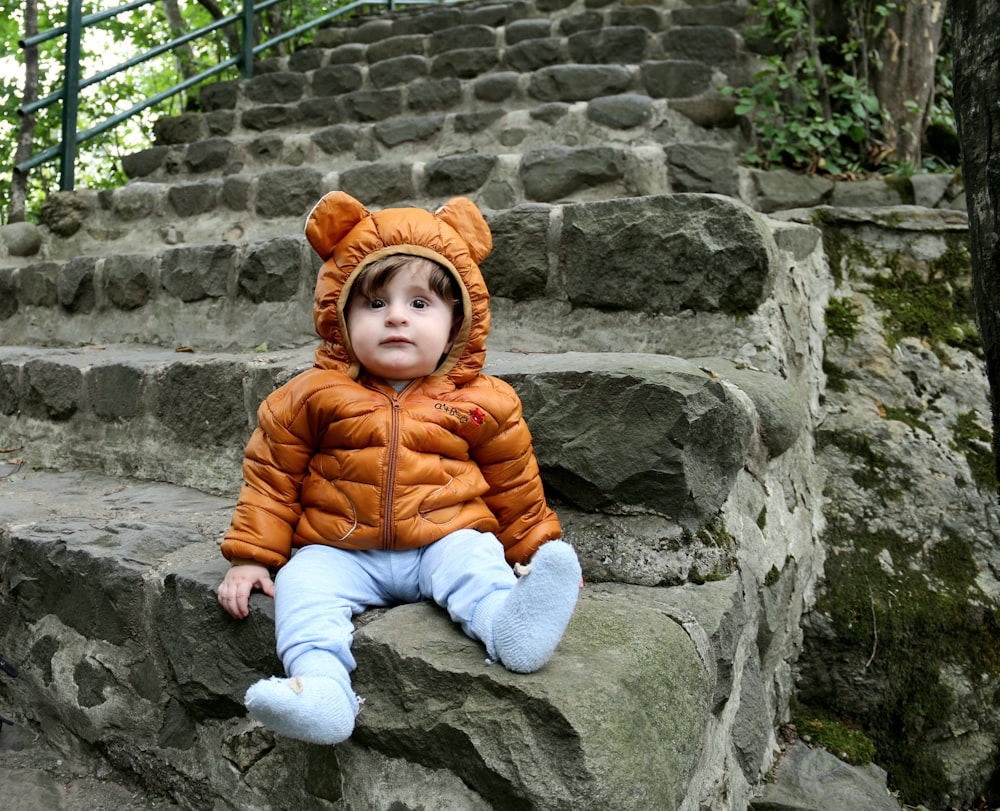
left=669, top=96, right=740, bottom=129
left=480, top=204, right=551, bottom=299
left=311, top=64, right=365, bottom=97
left=453, top=109, right=506, bottom=133
left=369, top=54, right=429, bottom=88
left=587, top=93, right=653, bottom=129
left=430, top=24, right=497, bottom=54
left=557, top=194, right=776, bottom=315
left=199, top=81, right=239, bottom=111
left=206, top=109, right=236, bottom=137
left=38, top=191, right=95, bottom=237
left=19, top=262, right=59, bottom=307
left=253, top=168, right=323, bottom=218
left=342, top=88, right=404, bottom=121
left=559, top=10, right=604, bottom=35
left=0, top=269, right=17, bottom=319
left=246, top=72, right=307, bottom=104
left=23, top=359, right=82, bottom=421
left=666, top=142, right=739, bottom=196
left=161, top=244, right=235, bottom=301
left=373, top=114, right=445, bottom=147
left=352, top=19, right=394, bottom=44
left=352, top=589, right=709, bottom=809
left=405, top=77, right=462, bottom=111
left=287, top=49, right=323, bottom=73
left=640, top=59, right=712, bottom=98
left=750, top=169, right=834, bottom=213
left=520, top=145, right=625, bottom=201
left=241, top=104, right=303, bottom=132
left=491, top=352, right=755, bottom=526
left=57, top=256, right=98, bottom=313
left=102, top=255, right=153, bottom=311
left=0, top=360, right=18, bottom=413
left=425, top=154, right=497, bottom=197
left=662, top=25, right=742, bottom=65
left=609, top=5, right=663, bottom=30
left=326, top=42, right=366, bottom=65
left=121, top=146, right=170, bottom=179
left=184, top=138, right=235, bottom=174
left=366, top=34, right=425, bottom=63
left=168, top=181, right=223, bottom=217
left=527, top=64, right=632, bottom=102
left=568, top=25, right=651, bottom=63
left=505, top=18, right=553, bottom=44
left=237, top=237, right=306, bottom=303
left=111, top=184, right=161, bottom=223
left=504, top=37, right=563, bottom=71
left=339, top=163, right=416, bottom=207
left=88, top=362, right=143, bottom=421
left=473, top=71, right=520, bottom=102
left=154, top=360, right=250, bottom=448
left=397, top=6, right=464, bottom=35
left=312, top=125, right=359, bottom=155
left=431, top=48, right=501, bottom=79
left=153, top=113, right=207, bottom=145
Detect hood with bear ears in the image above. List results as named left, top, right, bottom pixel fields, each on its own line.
left=305, top=191, right=493, bottom=385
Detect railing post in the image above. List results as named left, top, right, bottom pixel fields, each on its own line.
left=60, top=0, right=84, bottom=191
left=241, top=0, right=254, bottom=79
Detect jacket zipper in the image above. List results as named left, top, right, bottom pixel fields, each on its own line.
left=381, top=391, right=403, bottom=550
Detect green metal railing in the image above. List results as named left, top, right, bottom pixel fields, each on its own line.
left=15, top=0, right=452, bottom=191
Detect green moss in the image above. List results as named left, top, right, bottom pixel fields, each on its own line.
left=822, top=356, right=855, bottom=394
left=688, top=565, right=729, bottom=585
left=811, top=519, right=1000, bottom=804
left=818, top=430, right=902, bottom=500
left=764, top=564, right=781, bottom=587
left=792, top=709, right=876, bottom=765
left=696, top=516, right=733, bottom=548
left=952, top=410, right=999, bottom=492
left=757, top=506, right=768, bottom=530
left=813, top=222, right=876, bottom=284
left=867, top=241, right=979, bottom=359
left=825, top=296, right=862, bottom=344
left=882, top=405, right=934, bottom=436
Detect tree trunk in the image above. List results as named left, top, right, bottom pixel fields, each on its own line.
left=195, top=0, right=240, bottom=57
left=162, top=0, right=198, bottom=81
left=874, top=0, right=947, bottom=166
left=952, top=0, right=1000, bottom=491
left=9, top=0, right=39, bottom=224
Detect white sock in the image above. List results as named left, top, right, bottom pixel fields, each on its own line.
left=490, top=540, right=581, bottom=673
left=245, top=675, right=359, bottom=745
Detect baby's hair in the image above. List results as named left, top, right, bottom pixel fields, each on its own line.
left=352, top=254, right=461, bottom=313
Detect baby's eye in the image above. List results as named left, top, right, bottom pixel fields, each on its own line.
left=368, top=298, right=386, bottom=309
left=411, top=298, right=429, bottom=309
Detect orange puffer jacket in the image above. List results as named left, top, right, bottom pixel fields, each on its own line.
left=222, top=192, right=561, bottom=569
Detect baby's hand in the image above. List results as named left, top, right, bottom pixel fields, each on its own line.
left=218, top=564, right=275, bottom=619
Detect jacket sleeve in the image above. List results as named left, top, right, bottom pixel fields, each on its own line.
left=469, top=377, right=561, bottom=565
left=221, top=379, right=319, bottom=569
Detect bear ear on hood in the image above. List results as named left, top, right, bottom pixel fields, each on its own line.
left=435, top=197, right=493, bottom=264
left=304, top=191, right=370, bottom=261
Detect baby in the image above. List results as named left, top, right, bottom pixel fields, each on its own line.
left=217, top=192, right=581, bottom=745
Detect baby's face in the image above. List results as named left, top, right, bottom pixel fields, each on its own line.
left=345, top=265, right=456, bottom=387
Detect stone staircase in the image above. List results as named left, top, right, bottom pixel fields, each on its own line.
left=0, top=1, right=840, bottom=809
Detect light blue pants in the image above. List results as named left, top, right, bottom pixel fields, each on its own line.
left=273, top=529, right=516, bottom=696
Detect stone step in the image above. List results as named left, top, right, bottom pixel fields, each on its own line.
left=1, top=194, right=815, bottom=355
left=127, top=95, right=742, bottom=187
left=0, top=343, right=804, bottom=528
left=0, top=465, right=749, bottom=808
left=46, top=143, right=731, bottom=262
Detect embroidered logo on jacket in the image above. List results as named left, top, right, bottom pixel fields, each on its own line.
left=436, top=403, right=487, bottom=436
